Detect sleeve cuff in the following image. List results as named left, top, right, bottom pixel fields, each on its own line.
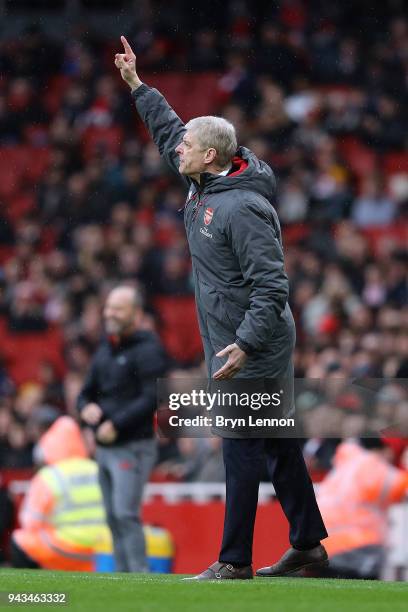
left=235, top=337, right=255, bottom=355
left=131, top=83, right=149, bottom=98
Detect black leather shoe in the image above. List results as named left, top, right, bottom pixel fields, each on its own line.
left=256, top=545, right=329, bottom=577
left=183, top=561, right=253, bottom=581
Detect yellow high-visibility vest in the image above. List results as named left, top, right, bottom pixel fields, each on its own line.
left=40, top=457, right=112, bottom=550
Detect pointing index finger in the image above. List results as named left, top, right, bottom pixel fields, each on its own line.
left=121, top=35, right=135, bottom=56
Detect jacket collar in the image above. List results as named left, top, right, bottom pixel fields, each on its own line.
left=105, top=330, right=140, bottom=348
left=195, top=155, right=249, bottom=191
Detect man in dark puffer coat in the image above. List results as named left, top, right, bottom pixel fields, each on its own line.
left=114, top=36, right=328, bottom=580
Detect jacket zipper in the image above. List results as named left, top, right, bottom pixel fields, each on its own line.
left=178, top=190, right=197, bottom=213
left=179, top=189, right=206, bottom=220
left=178, top=177, right=202, bottom=213
left=192, top=189, right=204, bottom=221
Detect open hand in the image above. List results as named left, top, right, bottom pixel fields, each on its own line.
left=213, top=343, right=247, bottom=380
left=115, top=36, right=142, bottom=90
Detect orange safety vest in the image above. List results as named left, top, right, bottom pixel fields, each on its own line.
left=13, top=417, right=111, bottom=571
left=13, top=457, right=111, bottom=571
left=317, top=441, right=408, bottom=557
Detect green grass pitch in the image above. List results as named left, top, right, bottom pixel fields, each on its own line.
left=0, top=570, right=407, bottom=612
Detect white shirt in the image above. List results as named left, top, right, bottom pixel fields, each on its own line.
left=217, top=165, right=232, bottom=176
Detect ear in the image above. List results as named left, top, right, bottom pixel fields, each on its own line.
left=204, top=148, right=217, bottom=165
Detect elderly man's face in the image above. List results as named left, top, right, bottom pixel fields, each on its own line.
left=103, top=288, right=138, bottom=336
left=175, top=130, right=210, bottom=177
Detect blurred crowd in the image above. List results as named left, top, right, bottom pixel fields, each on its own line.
left=0, top=0, right=407, bottom=476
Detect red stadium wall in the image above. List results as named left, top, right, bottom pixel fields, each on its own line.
left=4, top=472, right=289, bottom=573
left=143, top=499, right=289, bottom=573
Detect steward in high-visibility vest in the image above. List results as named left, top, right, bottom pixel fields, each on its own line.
left=316, top=439, right=408, bottom=578
left=12, top=416, right=112, bottom=571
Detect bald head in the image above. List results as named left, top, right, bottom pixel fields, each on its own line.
left=108, top=285, right=142, bottom=308
left=104, top=285, right=143, bottom=337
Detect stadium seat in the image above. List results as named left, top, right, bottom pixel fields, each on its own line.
left=144, top=73, right=220, bottom=121
left=282, top=223, right=310, bottom=245
left=23, top=147, right=51, bottom=182
left=0, top=146, right=49, bottom=193
left=154, top=296, right=203, bottom=364
left=0, top=246, right=14, bottom=264
left=82, top=125, right=123, bottom=159
left=0, top=147, right=24, bottom=198
left=43, top=75, right=72, bottom=114
left=383, top=152, right=408, bottom=176
left=361, top=224, right=408, bottom=255
left=337, top=136, right=378, bottom=180
left=0, top=324, right=65, bottom=385
left=7, top=193, right=36, bottom=223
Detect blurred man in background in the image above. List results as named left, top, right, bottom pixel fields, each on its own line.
left=315, top=437, right=408, bottom=579
left=11, top=416, right=111, bottom=571
left=77, top=285, right=166, bottom=572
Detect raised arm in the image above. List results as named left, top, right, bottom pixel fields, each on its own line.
left=115, top=36, right=187, bottom=178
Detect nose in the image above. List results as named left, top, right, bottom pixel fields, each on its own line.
left=175, top=142, right=183, bottom=155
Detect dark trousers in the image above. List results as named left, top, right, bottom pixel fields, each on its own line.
left=219, top=438, right=328, bottom=566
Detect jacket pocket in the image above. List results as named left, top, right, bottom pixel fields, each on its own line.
left=199, top=279, right=236, bottom=334
left=217, top=291, right=245, bottom=332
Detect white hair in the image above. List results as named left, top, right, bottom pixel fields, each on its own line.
left=185, top=115, right=237, bottom=167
